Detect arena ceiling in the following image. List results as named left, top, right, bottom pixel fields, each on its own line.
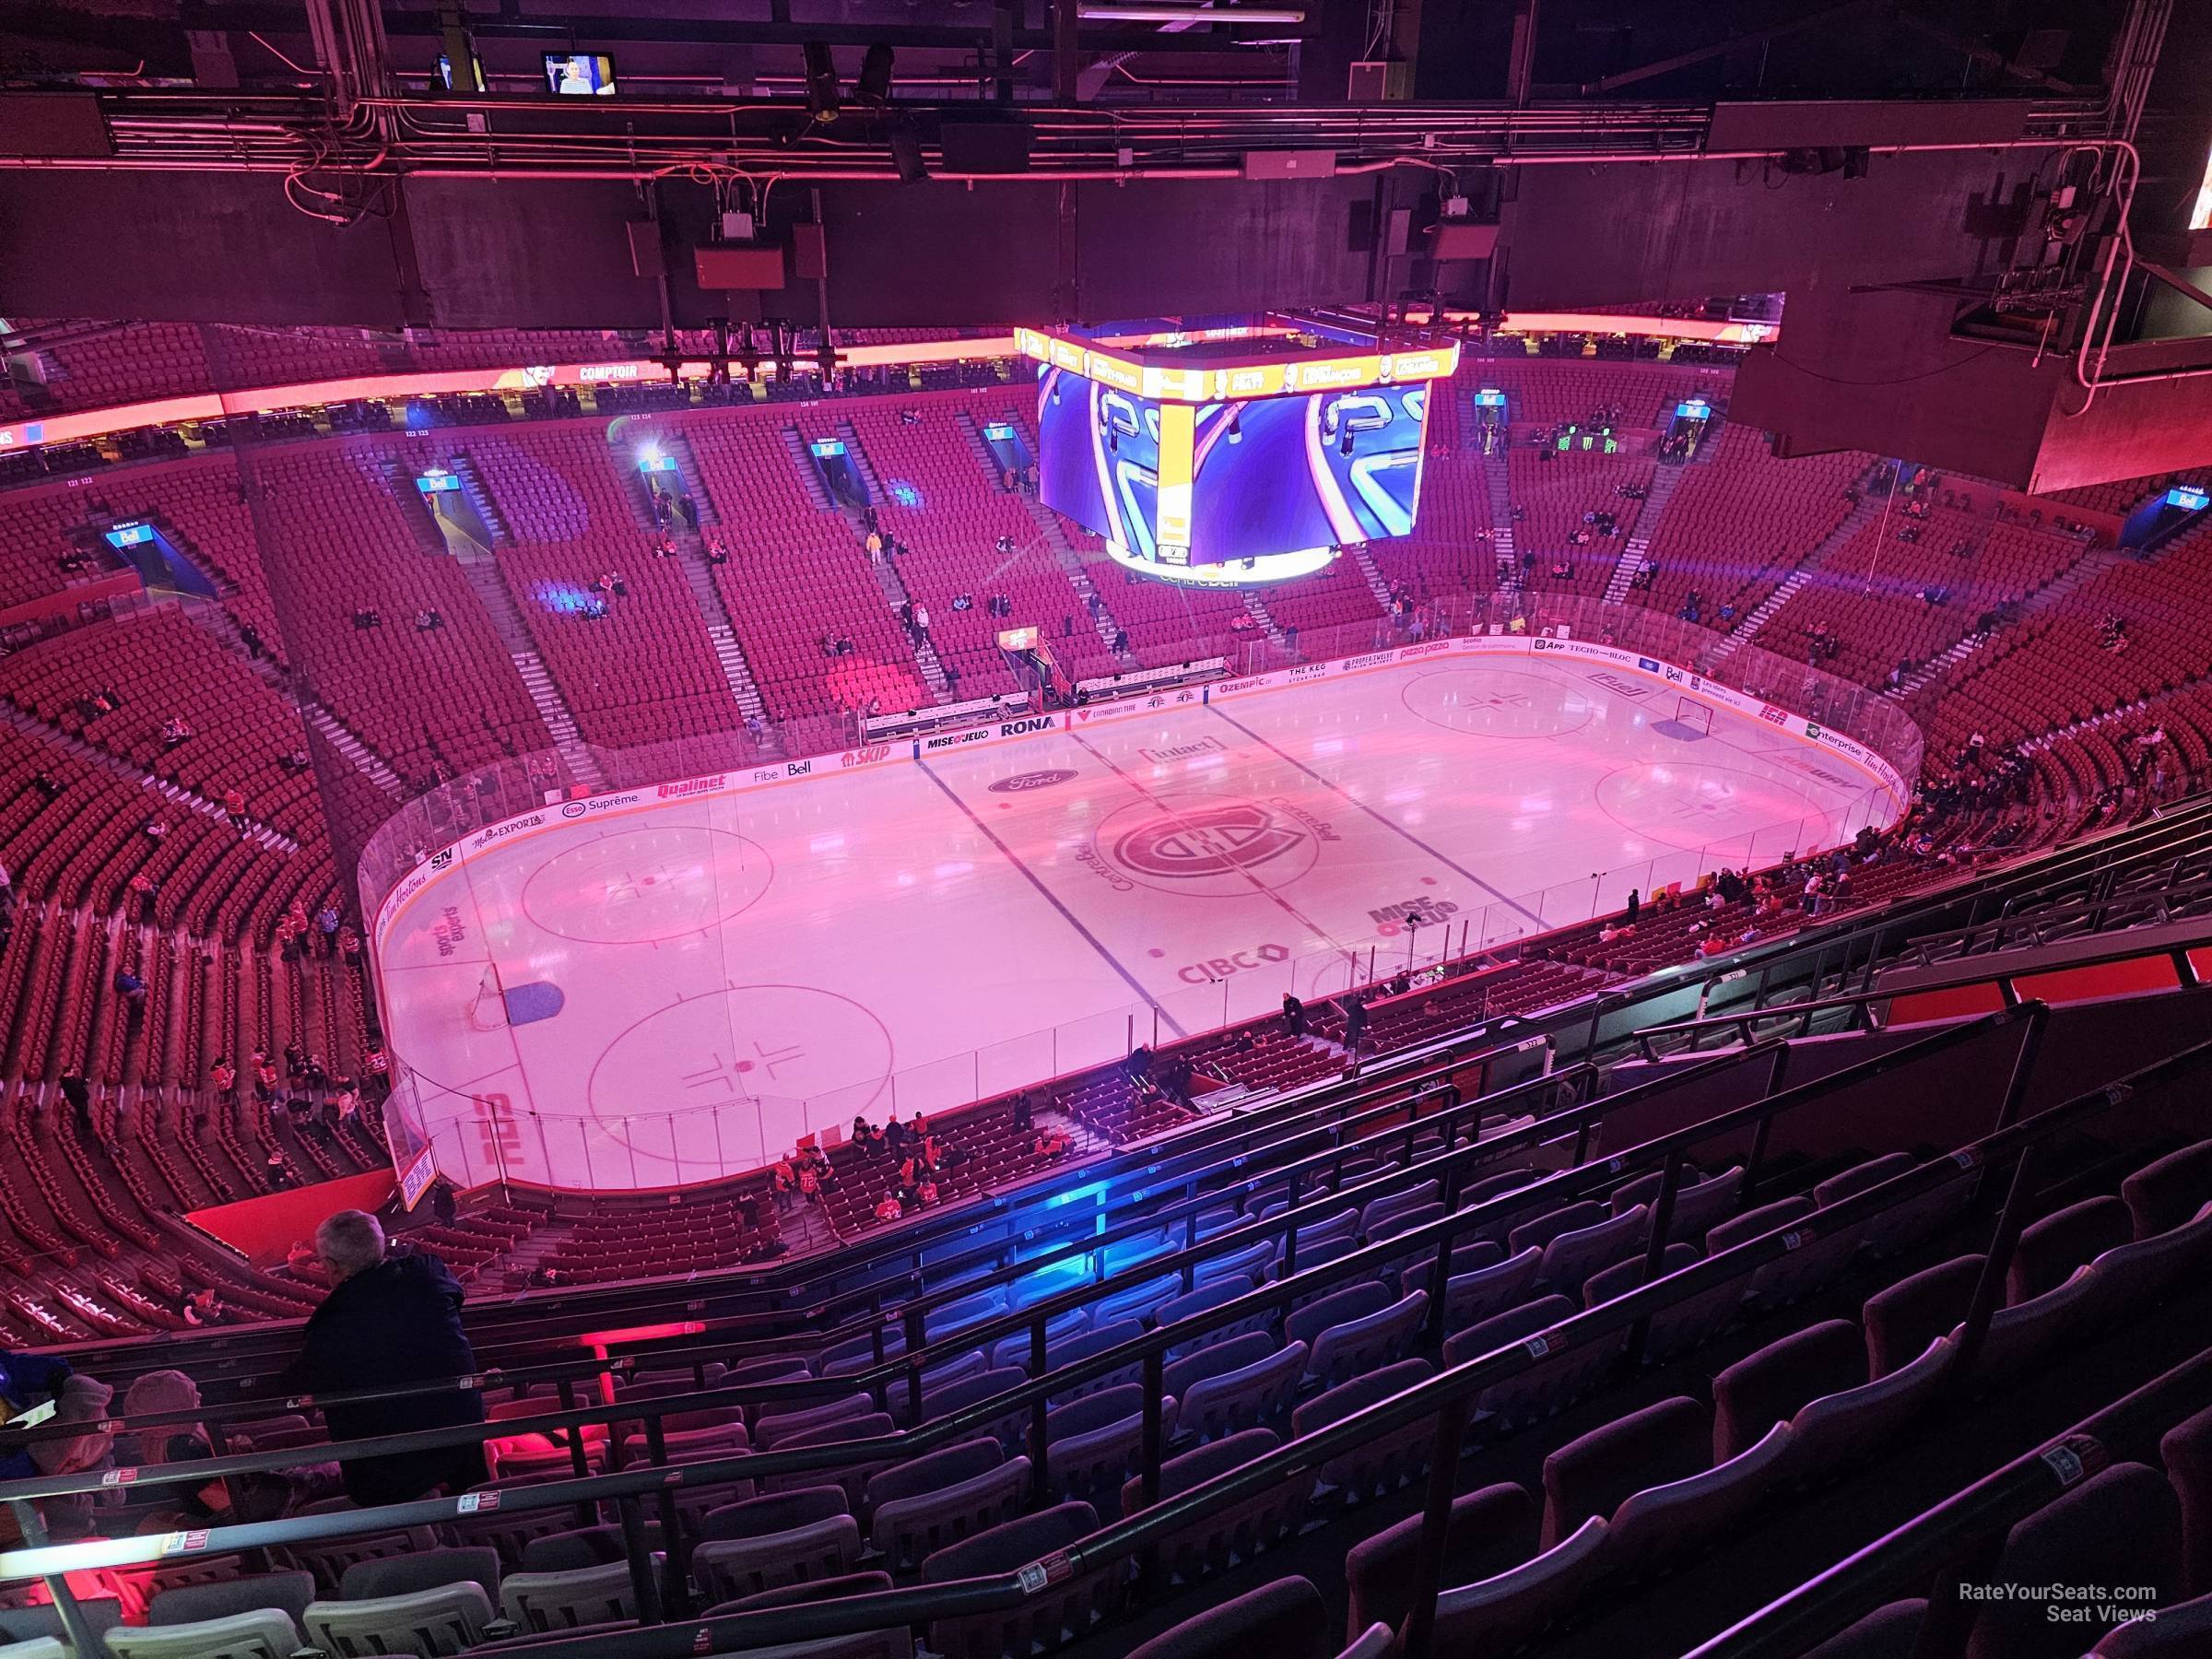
left=1, top=0, right=2209, bottom=488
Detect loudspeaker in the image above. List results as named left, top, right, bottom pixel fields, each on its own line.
left=803, top=42, right=840, bottom=120
left=888, top=123, right=927, bottom=183
left=940, top=121, right=1031, bottom=174
left=1432, top=221, right=1500, bottom=260
left=792, top=223, right=827, bottom=281
left=695, top=244, right=786, bottom=289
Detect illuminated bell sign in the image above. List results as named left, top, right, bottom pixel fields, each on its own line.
left=105, top=523, right=155, bottom=547
left=416, top=470, right=461, bottom=493
left=2167, top=485, right=2208, bottom=511
left=637, top=453, right=677, bottom=475
left=998, top=626, right=1041, bottom=651
left=1474, top=389, right=1507, bottom=406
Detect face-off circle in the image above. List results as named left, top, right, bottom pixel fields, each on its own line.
left=1401, top=667, right=1596, bottom=739
left=1095, top=793, right=1322, bottom=897
left=586, top=984, right=895, bottom=1154
left=521, top=827, right=772, bottom=944
left=1596, top=762, right=1831, bottom=852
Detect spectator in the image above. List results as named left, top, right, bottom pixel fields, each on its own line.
left=59, top=1068, right=91, bottom=1129
left=1282, top=992, right=1307, bottom=1037
left=121, top=1371, right=302, bottom=1524
left=281, top=1210, right=488, bottom=1506
left=182, top=1287, right=224, bottom=1327
left=0, top=1350, right=115, bottom=1547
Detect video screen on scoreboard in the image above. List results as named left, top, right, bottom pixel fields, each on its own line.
left=1036, top=364, right=1429, bottom=567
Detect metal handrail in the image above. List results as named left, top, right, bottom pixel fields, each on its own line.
left=1631, top=912, right=2212, bottom=1057
left=19, top=1047, right=1599, bottom=1441
left=1, top=1011, right=2027, bottom=1500
left=1685, top=1347, right=2212, bottom=1658
left=21, top=1007, right=2205, bottom=1659
left=5, top=1044, right=1749, bottom=1451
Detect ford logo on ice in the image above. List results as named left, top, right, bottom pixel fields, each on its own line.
left=989, top=770, right=1080, bottom=794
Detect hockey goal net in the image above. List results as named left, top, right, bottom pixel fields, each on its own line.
left=1669, top=695, right=1714, bottom=737
left=465, top=963, right=509, bottom=1031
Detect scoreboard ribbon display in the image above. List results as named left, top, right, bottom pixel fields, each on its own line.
left=1028, top=316, right=1454, bottom=578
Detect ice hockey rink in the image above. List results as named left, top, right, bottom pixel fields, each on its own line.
left=373, top=644, right=1906, bottom=1192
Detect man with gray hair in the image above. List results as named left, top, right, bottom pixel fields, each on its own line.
left=283, top=1208, right=487, bottom=1505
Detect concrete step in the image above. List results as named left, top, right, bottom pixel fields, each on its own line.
left=510, top=651, right=607, bottom=792
left=776, top=425, right=835, bottom=513
left=1347, top=543, right=1396, bottom=609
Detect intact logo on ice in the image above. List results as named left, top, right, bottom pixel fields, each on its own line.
left=1112, top=803, right=1305, bottom=880
left=1137, top=736, right=1225, bottom=765
left=989, top=769, right=1079, bottom=794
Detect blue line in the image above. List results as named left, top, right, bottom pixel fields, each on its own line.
left=1205, top=701, right=1546, bottom=926
left=914, top=757, right=1185, bottom=1039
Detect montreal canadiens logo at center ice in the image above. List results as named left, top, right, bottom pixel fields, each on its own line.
left=1111, top=801, right=1306, bottom=880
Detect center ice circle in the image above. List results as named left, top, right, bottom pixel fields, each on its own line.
left=521, top=826, right=773, bottom=944
left=1596, top=762, right=1831, bottom=852
left=1095, top=792, right=1324, bottom=897
left=587, top=984, right=895, bottom=1159
left=1400, top=666, right=1596, bottom=739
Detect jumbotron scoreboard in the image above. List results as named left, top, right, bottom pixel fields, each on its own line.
left=1024, top=314, right=1461, bottom=586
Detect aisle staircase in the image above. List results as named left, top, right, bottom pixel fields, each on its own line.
left=450, top=552, right=607, bottom=793
left=1481, top=453, right=1518, bottom=592
left=822, top=423, right=951, bottom=700
left=1602, top=461, right=1686, bottom=604
left=671, top=551, right=773, bottom=730
left=781, top=428, right=838, bottom=512
left=1891, top=631, right=1990, bottom=700
left=1347, top=543, right=1396, bottom=609
left=1708, top=491, right=1886, bottom=664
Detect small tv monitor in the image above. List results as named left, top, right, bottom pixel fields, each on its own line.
left=545, top=53, right=618, bottom=97
left=436, top=53, right=484, bottom=92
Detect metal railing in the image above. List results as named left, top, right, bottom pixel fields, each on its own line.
left=1687, top=1347, right=2212, bottom=1658
left=15, top=1011, right=2207, bottom=1659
